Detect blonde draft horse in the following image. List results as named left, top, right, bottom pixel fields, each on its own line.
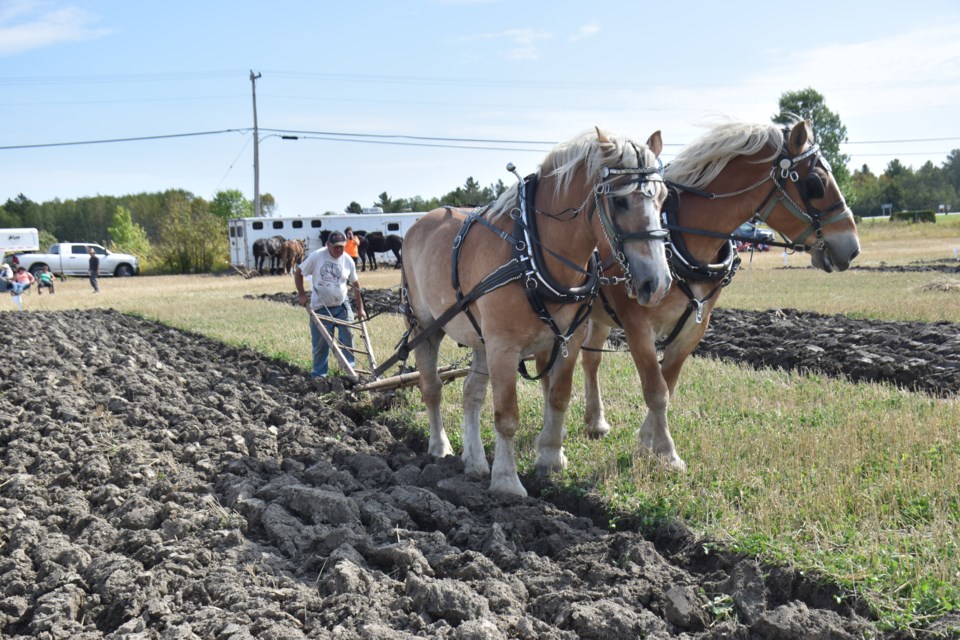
left=542, top=119, right=861, bottom=472
left=402, top=128, right=672, bottom=496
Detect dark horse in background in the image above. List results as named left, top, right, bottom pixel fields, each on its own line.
left=361, top=231, right=403, bottom=271
left=318, top=229, right=402, bottom=271
left=253, top=235, right=285, bottom=275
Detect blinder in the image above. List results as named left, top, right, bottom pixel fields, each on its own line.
left=801, top=172, right=825, bottom=200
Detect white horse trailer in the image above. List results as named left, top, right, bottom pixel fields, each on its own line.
left=228, top=212, right=427, bottom=270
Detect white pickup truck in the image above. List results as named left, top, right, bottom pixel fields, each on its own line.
left=9, top=243, right=140, bottom=278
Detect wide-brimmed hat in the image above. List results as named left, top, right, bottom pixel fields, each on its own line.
left=328, top=231, right=347, bottom=246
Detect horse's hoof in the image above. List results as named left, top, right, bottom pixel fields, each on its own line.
left=428, top=444, right=454, bottom=458
left=488, top=477, right=527, bottom=497
left=665, top=457, right=687, bottom=473
left=534, top=463, right=562, bottom=477
left=585, top=423, right=611, bottom=440
left=463, top=458, right=491, bottom=479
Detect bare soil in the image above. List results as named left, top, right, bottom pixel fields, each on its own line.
left=2, top=298, right=958, bottom=638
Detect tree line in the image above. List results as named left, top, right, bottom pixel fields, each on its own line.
left=3, top=88, right=957, bottom=273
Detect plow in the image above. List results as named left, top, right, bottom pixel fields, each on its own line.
left=306, top=306, right=472, bottom=393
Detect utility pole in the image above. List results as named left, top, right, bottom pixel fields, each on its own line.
left=250, top=70, right=263, bottom=217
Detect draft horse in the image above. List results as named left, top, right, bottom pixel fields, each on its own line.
left=543, top=119, right=861, bottom=471
left=280, top=239, right=306, bottom=275
left=400, top=128, right=672, bottom=496
left=362, top=231, right=403, bottom=271
left=253, top=235, right=285, bottom=275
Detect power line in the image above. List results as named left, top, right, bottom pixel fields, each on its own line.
left=2, top=126, right=958, bottom=155
left=0, top=129, right=245, bottom=150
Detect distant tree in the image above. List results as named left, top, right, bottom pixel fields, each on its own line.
left=210, top=189, right=253, bottom=221
left=156, top=194, right=227, bottom=273
left=107, top=205, right=152, bottom=266
left=38, top=229, right=57, bottom=250
left=345, top=201, right=363, bottom=214
left=0, top=203, right=18, bottom=227
left=2, top=194, right=35, bottom=228
left=884, top=159, right=909, bottom=180
left=375, top=192, right=395, bottom=212
left=773, top=88, right=851, bottom=189
left=405, top=196, right=441, bottom=212
left=942, top=150, right=960, bottom=195
left=850, top=165, right=882, bottom=217
left=260, top=192, right=276, bottom=216
left=441, top=177, right=504, bottom=207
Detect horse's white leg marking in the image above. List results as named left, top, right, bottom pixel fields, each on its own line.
left=415, top=332, right=453, bottom=459
left=636, top=343, right=686, bottom=472
left=582, top=321, right=613, bottom=438
left=534, top=350, right=569, bottom=475
left=486, top=345, right=526, bottom=496
left=461, top=348, right=490, bottom=478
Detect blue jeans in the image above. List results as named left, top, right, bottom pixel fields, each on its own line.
left=310, top=302, right=355, bottom=377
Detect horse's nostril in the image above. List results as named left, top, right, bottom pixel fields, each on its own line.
left=851, top=248, right=861, bottom=261
left=638, top=279, right=654, bottom=302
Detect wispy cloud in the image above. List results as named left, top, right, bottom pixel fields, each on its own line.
left=0, top=1, right=110, bottom=57
left=569, top=23, right=599, bottom=42
left=458, top=27, right=552, bottom=61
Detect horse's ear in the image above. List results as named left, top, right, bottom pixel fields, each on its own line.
left=595, top=126, right=611, bottom=145
left=788, top=119, right=814, bottom=156
left=646, top=131, right=663, bottom=157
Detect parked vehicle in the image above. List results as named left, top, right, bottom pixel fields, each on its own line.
left=8, top=243, right=140, bottom=278
left=735, top=221, right=776, bottom=251
left=228, top=212, right=427, bottom=270
left=1, top=228, right=40, bottom=254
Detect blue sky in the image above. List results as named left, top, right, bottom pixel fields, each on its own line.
left=2, top=0, right=960, bottom=216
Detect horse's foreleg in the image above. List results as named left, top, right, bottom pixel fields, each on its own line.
left=534, top=345, right=573, bottom=476
left=582, top=320, right=613, bottom=438
left=486, top=345, right=525, bottom=496
left=414, top=331, right=453, bottom=459
left=461, top=348, right=490, bottom=478
left=630, top=326, right=685, bottom=472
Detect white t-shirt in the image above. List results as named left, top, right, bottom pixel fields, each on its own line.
left=299, top=247, right=358, bottom=309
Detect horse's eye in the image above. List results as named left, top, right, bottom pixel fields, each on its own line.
left=612, top=196, right=629, bottom=210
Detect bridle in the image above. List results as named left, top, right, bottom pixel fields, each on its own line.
left=590, top=144, right=669, bottom=288
left=752, top=136, right=854, bottom=251
left=664, top=132, right=854, bottom=253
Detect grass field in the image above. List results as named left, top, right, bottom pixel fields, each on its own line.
left=6, top=216, right=959, bottom=631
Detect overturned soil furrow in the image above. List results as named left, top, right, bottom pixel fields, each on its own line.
left=4, top=308, right=941, bottom=638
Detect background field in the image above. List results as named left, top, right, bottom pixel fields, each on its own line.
left=7, top=216, right=959, bottom=631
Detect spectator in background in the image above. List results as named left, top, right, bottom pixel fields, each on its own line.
left=37, top=265, right=56, bottom=295
left=88, top=248, right=100, bottom=293
left=10, top=267, right=34, bottom=295
left=0, top=262, right=12, bottom=292
left=344, top=227, right=361, bottom=261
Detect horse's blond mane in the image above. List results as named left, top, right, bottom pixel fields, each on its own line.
left=485, top=129, right=653, bottom=220
left=664, top=121, right=786, bottom=190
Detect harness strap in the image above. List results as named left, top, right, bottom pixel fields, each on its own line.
left=373, top=257, right=526, bottom=377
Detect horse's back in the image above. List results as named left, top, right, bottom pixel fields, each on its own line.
left=403, top=208, right=463, bottom=276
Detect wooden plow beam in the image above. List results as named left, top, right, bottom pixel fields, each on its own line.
left=307, top=307, right=472, bottom=392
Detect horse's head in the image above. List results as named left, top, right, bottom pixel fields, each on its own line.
left=589, top=128, right=672, bottom=304
left=768, top=120, right=861, bottom=272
